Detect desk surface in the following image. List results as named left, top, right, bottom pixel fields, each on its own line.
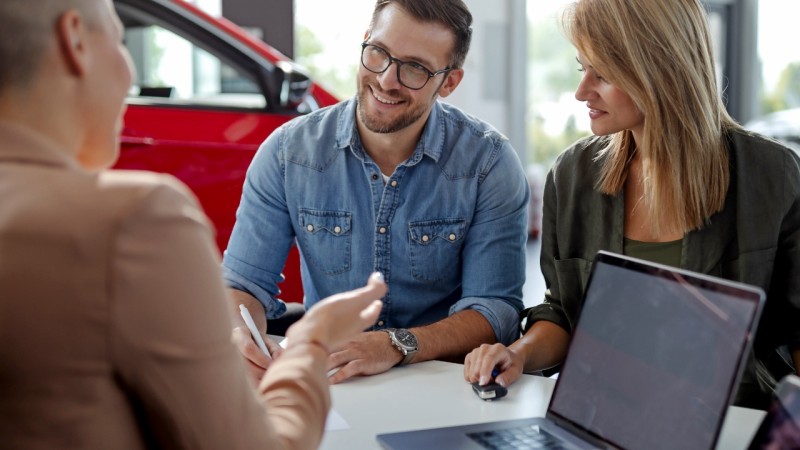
left=319, top=360, right=766, bottom=450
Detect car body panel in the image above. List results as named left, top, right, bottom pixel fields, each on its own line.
left=113, top=0, right=339, bottom=302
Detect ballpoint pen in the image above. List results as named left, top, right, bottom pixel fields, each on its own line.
left=239, top=304, right=272, bottom=358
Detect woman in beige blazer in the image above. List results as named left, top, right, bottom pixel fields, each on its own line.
left=0, top=1, right=386, bottom=449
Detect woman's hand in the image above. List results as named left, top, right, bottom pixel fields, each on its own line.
left=464, top=343, right=525, bottom=388
left=285, top=272, right=386, bottom=352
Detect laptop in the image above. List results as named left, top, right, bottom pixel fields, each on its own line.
left=747, top=374, right=800, bottom=449
left=377, top=251, right=765, bottom=450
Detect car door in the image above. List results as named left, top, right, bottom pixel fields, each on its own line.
left=113, top=0, right=322, bottom=302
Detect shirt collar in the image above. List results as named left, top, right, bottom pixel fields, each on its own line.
left=334, top=97, right=446, bottom=164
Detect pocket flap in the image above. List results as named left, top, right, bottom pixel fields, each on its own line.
left=409, top=219, right=466, bottom=245
left=298, top=209, right=351, bottom=235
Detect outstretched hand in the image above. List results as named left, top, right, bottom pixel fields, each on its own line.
left=285, top=272, right=386, bottom=353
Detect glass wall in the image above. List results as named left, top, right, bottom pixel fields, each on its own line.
left=291, top=0, right=799, bottom=157
left=747, top=1, right=800, bottom=152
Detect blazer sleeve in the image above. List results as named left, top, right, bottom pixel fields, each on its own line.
left=521, top=165, right=574, bottom=334
left=108, top=177, right=330, bottom=450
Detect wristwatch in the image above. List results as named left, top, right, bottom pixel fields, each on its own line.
left=384, top=328, right=419, bottom=366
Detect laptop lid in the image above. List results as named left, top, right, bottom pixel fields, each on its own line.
left=747, top=374, right=800, bottom=449
left=546, top=251, right=765, bottom=450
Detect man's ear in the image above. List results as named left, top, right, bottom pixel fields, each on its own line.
left=436, top=68, right=464, bottom=98
left=55, top=10, right=90, bottom=77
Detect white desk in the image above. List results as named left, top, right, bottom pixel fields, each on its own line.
left=319, top=360, right=766, bottom=450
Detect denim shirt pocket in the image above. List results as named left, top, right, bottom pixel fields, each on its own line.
left=297, top=209, right=352, bottom=275
left=408, top=218, right=466, bottom=282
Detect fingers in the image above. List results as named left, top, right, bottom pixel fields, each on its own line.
left=244, top=359, right=266, bottom=384
left=358, top=299, right=383, bottom=325
left=327, top=354, right=395, bottom=384
left=328, top=361, right=359, bottom=384
left=232, top=326, right=272, bottom=369
left=340, top=273, right=385, bottom=330
left=325, top=333, right=398, bottom=383
left=264, top=337, right=284, bottom=359
left=327, top=272, right=386, bottom=303
left=463, top=343, right=511, bottom=385
left=290, top=273, right=387, bottom=352
left=494, top=366, right=522, bottom=388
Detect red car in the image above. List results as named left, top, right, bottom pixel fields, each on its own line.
left=113, top=0, right=338, bottom=302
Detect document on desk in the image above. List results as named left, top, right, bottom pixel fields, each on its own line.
left=326, top=409, right=350, bottom=431
left=276, top=337, right=350, bottom=431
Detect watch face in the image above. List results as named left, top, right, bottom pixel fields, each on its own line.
left=395, top=329, right=417, bottom=347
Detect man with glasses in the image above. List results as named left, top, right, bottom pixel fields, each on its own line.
left=223, top=0, right=529, bottom=383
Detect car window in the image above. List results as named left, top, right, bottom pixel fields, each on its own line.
left=119, top=7, right=267, bottom=109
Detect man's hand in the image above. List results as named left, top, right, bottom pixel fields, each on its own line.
left=231, top=327, right=284, bottom=383
left=463, top=343, right=524, bottom=388
left=327, top=331, right=403, bottom=384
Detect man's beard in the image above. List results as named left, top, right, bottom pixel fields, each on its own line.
left=356, top=82, right=431, bottom=134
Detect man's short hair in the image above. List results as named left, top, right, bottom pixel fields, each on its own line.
left=0, top=0, right=97, bottom=90
left=370, top=0, right=473, bottom=69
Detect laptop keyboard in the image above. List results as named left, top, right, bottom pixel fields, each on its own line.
left=467, top=425, right=569, bottom=450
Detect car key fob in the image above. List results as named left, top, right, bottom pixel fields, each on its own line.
left=472, top=382, right=508, bottom=401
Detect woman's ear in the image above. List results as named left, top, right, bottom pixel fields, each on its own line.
left=55, top=10, right=90, bottom=77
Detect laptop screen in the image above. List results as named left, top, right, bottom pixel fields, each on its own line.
left=548, top=252, right=763, bottom=450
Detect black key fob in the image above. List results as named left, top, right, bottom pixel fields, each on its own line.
left=472, top=382, right=508, bottom=401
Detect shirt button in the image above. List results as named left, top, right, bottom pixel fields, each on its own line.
left=390, top=180, right=398, bottom=187
left=422, top=235, right=430, bottom=242
left=379, top=227, right=387, bottom=234
left=378, top=320, right=385, bottom=326
left=306, top=224, right=314, bottom=232
left=449, top=233, right=457, bottom=241
left=372, top=174, right=379, bottom=181
left=334, top=226, right=342, bottom=234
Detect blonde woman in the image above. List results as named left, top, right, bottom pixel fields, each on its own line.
left=464, top=0, right=800, bottom=409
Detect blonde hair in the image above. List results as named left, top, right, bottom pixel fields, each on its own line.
left=562, top=0, right=742, bottom=236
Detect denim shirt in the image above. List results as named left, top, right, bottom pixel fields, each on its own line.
left=222, top=97, right=529, bottom=345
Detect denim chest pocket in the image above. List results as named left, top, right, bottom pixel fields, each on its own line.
left=297, top=209, right=352, bottom=275
left=408, top=218, right=466, bottom=282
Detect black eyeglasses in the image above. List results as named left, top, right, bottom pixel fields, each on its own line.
left=360, top=42, right=451, bottom=90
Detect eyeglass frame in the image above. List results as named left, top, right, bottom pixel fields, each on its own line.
left=360, top=42, right=452, bottom=90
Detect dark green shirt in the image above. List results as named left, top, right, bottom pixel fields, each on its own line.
left=524, top=129, right=800, bottom=408
left=623, top=237, right=682, bottom=267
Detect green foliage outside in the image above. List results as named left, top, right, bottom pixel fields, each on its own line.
left=527, top=13, right=589, bottom=165
left=295, top=25, right=358, bottom=100
left=529, top=115, right=588, bottom=164
left=761, top=62, right=800, bottom=114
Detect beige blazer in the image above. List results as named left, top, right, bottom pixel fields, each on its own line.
left=0, top=122, right=329, bottom=450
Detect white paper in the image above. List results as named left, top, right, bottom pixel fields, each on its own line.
left=325, top=408, right=350, bottom=431
left=278, top=337, right=348, bottom=430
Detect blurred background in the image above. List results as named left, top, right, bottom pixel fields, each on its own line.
left=117, top=0, right=799, bottom=305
